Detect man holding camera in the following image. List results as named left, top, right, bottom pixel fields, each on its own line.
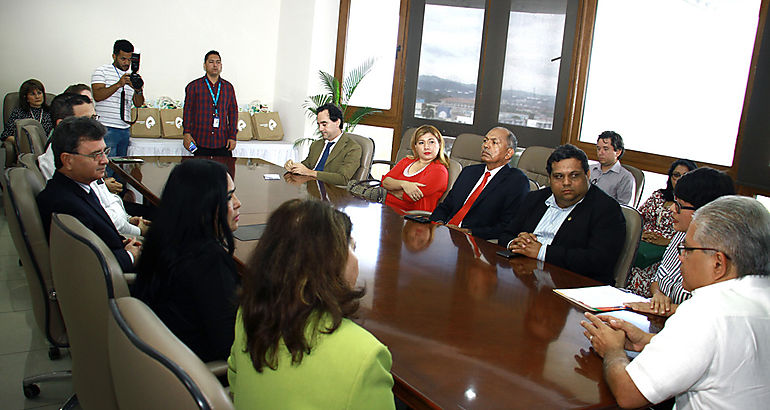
left=91, top=39, right=145, bottom=158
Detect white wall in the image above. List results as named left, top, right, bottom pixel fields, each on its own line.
left=0, top=0, right=339, bottom=143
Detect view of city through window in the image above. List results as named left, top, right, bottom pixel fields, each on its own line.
left=414, top=2, right=566, bottom=130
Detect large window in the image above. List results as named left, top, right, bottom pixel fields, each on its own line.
left=574, top=0, right=761, bottom=167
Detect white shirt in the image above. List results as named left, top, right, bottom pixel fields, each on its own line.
left=38, top=145, right=55, bottom=180
left=529, top=194, right=584, bottom=261
left=91, top=180, right=141, bottom=236
left=459, top=164, right=506, bottom=228
left=91, top=63, right=134, bottom=129
left=625, top=276, right=770, bottom=409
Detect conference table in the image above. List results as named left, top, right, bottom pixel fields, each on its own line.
left=111, top=156, right=653, bottom=409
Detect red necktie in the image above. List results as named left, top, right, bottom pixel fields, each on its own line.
left=448, top=171, right=490, bottom=226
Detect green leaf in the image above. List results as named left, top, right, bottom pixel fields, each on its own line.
left=342, top=57, right=376, bottom=104
left=318, top=71, right=341, bottom=106
left=345, top=106, right=381, bottom=133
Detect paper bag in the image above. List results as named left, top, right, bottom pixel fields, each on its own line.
left=130, top=108, right=162, bottom=138
left=251, top=112, right=284, bottom=141
left=236, top=112, right=254, bottom=141
left=159, top=109, right=184, bottom=138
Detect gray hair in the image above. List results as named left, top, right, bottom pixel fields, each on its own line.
left=692, top=195, right=770, bottom=277
left=492, top=126, right=517, bottom=151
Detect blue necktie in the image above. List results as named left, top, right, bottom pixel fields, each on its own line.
left=314, top=141, right=335, bottom=171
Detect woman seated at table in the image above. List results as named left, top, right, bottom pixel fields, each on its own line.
left=626, top=159, right=697, bottom=296
left=1, top=79, right=54, bottom=143
left=132, top=159, right=241, bottom=362
left=382, top=125, right=449, bottom=213
left=625, top=167, right=734, bottom=316
left=228, top=199, right=395, bottom=409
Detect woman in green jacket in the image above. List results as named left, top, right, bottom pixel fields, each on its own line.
left=228, top=199, right=395, bottom=409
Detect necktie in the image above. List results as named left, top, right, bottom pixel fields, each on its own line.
left=85, top=188, right=102, bottom=210
left=314, top=141, right=335, bottom=171
left=448, top=171, right=490, bottom=226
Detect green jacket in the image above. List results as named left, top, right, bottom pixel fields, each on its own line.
left=228, top=310, right=395, bottom=409
left=301, top=133, right=362, bottom=186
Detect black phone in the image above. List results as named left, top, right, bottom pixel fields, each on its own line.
left=404, top=214, right=430, bottom=224
left=496, top=249, right=517, bottom=258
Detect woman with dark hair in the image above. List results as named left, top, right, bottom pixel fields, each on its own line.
left=626, top=159, right=697, bottom=296
left=625, top=167, right=734, bottom=316
left=132, top=159, right=241, bottom=362
left=2, top=79, right=54, bottom=142
left=382, top=124, right=449, bottom=213
left=228, top=199, right=394, bottom=409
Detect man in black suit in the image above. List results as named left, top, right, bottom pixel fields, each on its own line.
left=499, top=144, right=625, bottom=285
left=430, top=127, right=529, bottom=240
left=37, top=117, right=140, bottom=272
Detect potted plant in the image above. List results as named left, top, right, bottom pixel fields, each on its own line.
left=296, top=58, right=380, bottom=147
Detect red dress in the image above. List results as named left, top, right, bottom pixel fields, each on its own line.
left=383, top=158, right=448, bottom=213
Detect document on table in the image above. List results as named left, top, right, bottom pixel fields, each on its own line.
left=553, top=285, right=649, bottom=312
left=263, top=173, right=281, bottom=180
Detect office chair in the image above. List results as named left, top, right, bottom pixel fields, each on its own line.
left=15, top=118, right=47, bottom=156
left=615, top=205, right=642, bottom=288
left=108, top=297, right=234, bottom=410
left=345, top=133, right=375, bottom=182
left=18, top=153, right=45, bottom=186
left=3, top=168, right=73, bottom=403
left=449, top=132, right=485, bottom=167
left=622, top=164, right=645, bottom=207
left=516, top=146, right=554, bottom=188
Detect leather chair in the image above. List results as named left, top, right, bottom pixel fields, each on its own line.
left=19, top=153, right=45, bottom=186
left=516, top=146, right=554, bottom=188
left=3, top=168, right=72, bottom=401
left=16, top=118, right=47, bottom=155
left=372, top=127, right=417, bottom=170
left=345, top=133, right=375, bottom=182
left=622, top=164, right=645, bottom=207
left=108, top=297, right=234, bottom=410
left=441, top=158, right=463, bottom=203
left=49, top=213, right=132, bottom=410
left=449, top=132, right=485, bottom=167
left=528, top=179, right=540, bottom=192
left=615, top=205, right=642, bottom=288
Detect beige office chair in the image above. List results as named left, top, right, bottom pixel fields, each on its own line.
left=440, top=158, right=463, bottom=203
left=449, top=133, right=485, bottom=167
left=19, top=153, right=45, bottom=186
left=108, top=297, right=234, bottom=410
left=615, top=205, right=642, bottom=288
left=16, top=118, right=47, bottom=155
left=49, top=213, right=132, bottom=410
left=528, top=179, right=540, bottom=192
left=516, top=146, right=554, bottom=188
left=345, top=133, right=375, bottom=182
left=622, top=164, right=645, bottom=207
left=3, top=168, right=72, bottom=401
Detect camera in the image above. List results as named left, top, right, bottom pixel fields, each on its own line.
left=129, top=52, right=144, bottom=90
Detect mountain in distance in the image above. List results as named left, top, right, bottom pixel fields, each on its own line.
left=418, top=74, right=555, bottom=103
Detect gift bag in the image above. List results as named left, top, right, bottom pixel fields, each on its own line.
left=130, top=108, right=162, bottom=138
left=236, top=112, right=254, bottom=141
left=251, top=112, right=284, bottom=141
left=160, top=109, right=184, bottom=139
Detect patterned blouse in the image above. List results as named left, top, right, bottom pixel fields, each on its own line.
left=1, top=107, right=54, bottom=141
left=638, top=189, right=675, bottom=239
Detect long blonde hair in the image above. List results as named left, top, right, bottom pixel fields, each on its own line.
left=407, top=125, right=449, bottom=169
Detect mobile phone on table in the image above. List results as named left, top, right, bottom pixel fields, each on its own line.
left=404, top=214, right=430, bottom=223
left=496, top=249, right=517, bottom=258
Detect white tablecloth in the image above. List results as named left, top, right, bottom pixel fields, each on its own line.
left=127, top=138, right=300, bottom=165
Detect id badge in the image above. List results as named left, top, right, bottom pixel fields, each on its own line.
left=213, top=116, right=220, bottom=128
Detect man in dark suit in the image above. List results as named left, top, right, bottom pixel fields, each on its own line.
left=499, top=144, right=625, bottom=285
left=430, top=127, right=529, bottom=240
left=283, top=103, right=362, bottom=186
left=37, top=117, right=140, bottom=272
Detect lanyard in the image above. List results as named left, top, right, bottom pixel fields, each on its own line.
left=205, top=78, right=221, bottom=116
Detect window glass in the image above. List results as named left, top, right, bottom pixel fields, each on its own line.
left=344, top=0, right=401, bottom=110
left=414, top=1, right=485, bottom=124
left=579, top=0, right=761, bottom=166
left=499, top=1, right=567, bottom=130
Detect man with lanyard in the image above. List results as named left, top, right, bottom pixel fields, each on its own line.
left=91, top=39, right=145, bottom=159
left=183, top=50, right=238, bottom=156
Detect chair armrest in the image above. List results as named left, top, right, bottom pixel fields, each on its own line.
left=206, top=360, right=228, bottom=377
left=372, top=159, right=396, bottom=169
left=122, top=273, right=136, bottom=285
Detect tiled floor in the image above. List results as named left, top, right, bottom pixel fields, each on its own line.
left=0, top=196, right=77, bottom=410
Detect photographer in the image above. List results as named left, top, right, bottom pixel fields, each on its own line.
left=91, top=39, right=145, bottom=158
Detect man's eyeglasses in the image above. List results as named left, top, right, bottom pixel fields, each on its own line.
left=91, top=114, right=100, bottom=120
left=67, top=147, right=111, bottom=160
left=676, top=243, right=731, bottom=259
left=673, top=200, right=697, bottom=213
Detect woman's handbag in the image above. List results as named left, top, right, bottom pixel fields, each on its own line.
left=347, top=179, right=386, bottom=203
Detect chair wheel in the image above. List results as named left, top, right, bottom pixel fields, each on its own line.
left=23, top=383, right=40, bottom=398
left=48, top=346, right=61, bottom=360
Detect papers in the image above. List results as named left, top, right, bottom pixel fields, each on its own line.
left=553, top=285, right=649, bottom=312
left=263, top=173, right=280, bottom=180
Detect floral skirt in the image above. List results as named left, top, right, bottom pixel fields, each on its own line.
left=625, top=261, right=661, bottom=298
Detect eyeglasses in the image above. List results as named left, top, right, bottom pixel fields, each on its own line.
left=91, top=114, right=100, bottom=120
left=671, top=172, right=683, bottom=179
left=67, top=147, right=111, bottom=160
left=673, top=200, right=697, bottom=213
left=676, top=243, right=731, bottom=259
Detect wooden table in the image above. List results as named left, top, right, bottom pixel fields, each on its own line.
left=111, top=157, right=649, bottom=409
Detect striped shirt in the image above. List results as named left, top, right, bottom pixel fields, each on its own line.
left=532, top=194, right=584, bottom=261
left=91, top=63, right=134, bottom=129
left=655, top=231, right=691, bottom=303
